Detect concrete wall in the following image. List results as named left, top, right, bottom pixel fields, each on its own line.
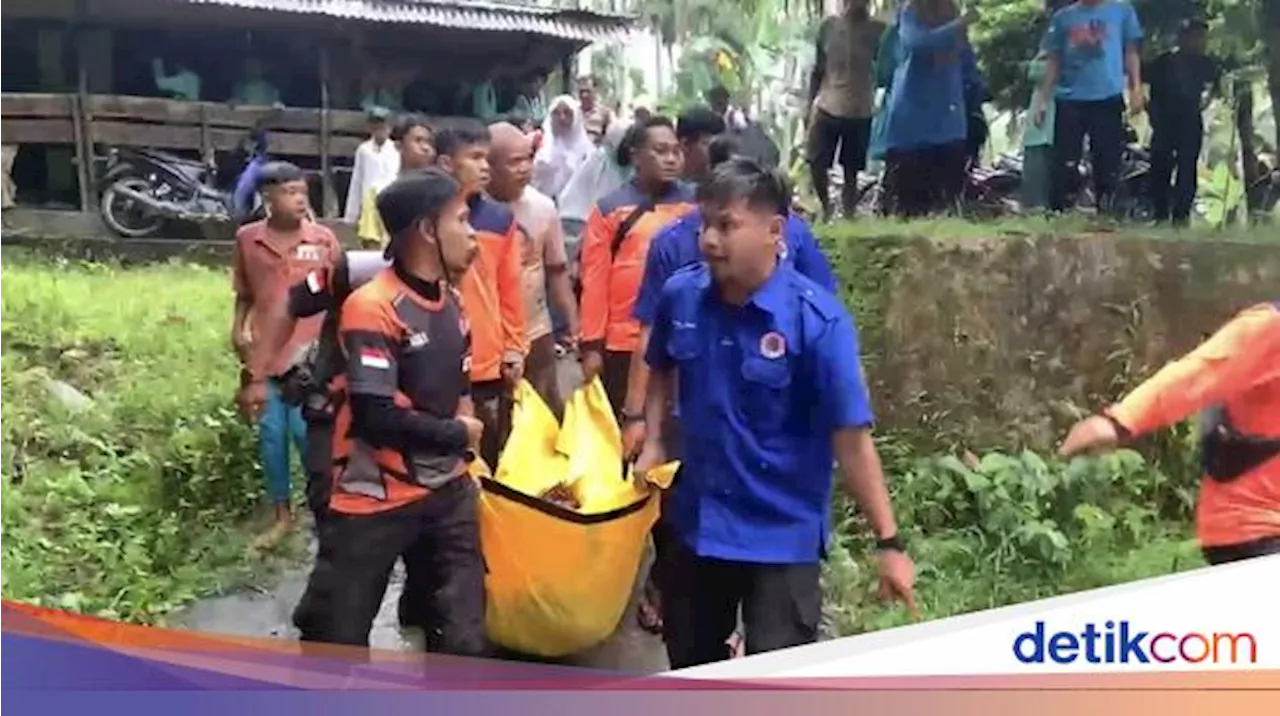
left=843, top=234, right=1280, bottom=451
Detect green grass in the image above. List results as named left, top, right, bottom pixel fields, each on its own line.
left=1, top=256, right=304, bottom=623
left=0, top=252, right=1202, bottom=634
left=813, top=213, right=1280, bottom=244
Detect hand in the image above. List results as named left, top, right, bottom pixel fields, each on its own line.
left=1032, top=101, right=1047, bottom=128
left=236, top=379, right=269, bottom=423
left=1058, top=415, right=1120, bottom=458
left=1128, top=92, right=1146, bottom=117
left=876, top=549, right=919, bottom=618
left=580, top=350, right=604, bottom=383
left=632, top=438, right=667, bottom=484
left=621, top=418, right=647, bottom=460
left=501, top=358, right=524, bottom=386
left=232, top=328, right=253, bottom=364
left=457, top=415, right=485, bottom=448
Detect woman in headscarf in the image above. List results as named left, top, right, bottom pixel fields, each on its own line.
left=533, top=95, right=596, bottom=201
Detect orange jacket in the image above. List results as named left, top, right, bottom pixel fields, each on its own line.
left=460, top=196, right=527, bottom=383
left=1105, top=302, right=1280, bottom=548
left=579, top=181, right=696, bottom=354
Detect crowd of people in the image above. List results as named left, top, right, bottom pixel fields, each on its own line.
left=229, top=90, right=917, bottom=664
left=221, top=1, right=1277, bottom=671
left=813, top=0, right=1221, bottom=226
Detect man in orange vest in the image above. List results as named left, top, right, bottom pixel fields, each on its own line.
left=1059, top=301, right=1280, bottom=564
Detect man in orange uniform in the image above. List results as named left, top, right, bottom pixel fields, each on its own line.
left=434, top=122, right=528, bottom=469
left=298, top=169, right=487, bottom=652
left=1060, top=301, right=1280, bottom=565
left=578, top=115, right=695, bottom=413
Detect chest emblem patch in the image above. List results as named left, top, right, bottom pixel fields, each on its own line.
left=295, top=244, right=324, bottom=262
left=760, top=331, right=786, bottom=360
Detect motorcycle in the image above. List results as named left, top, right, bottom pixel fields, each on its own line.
left=97, top=128, right=269, bottom=238
left=960, top=158, right=1023, bottom=218
left=1110, top=127, right=1153, bottom=221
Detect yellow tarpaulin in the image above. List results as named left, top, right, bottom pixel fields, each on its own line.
left=470, top=378, right=676, bottom=657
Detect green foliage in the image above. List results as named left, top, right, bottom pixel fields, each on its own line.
left=0, top=246, right=1215, bottom=628
left=822, top=445, right=1202, bottom=634
left=1, top=258, right=300, bottom=623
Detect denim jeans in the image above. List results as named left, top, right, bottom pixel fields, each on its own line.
left=259, top=378, right=307, bottom=505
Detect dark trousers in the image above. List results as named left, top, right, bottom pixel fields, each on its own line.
left=302, top=418, right=333, bottom=525
left=472, top=378, right=513, bottom=471
left=295, top=478, right=487, bottom=655
left=290, top=419, right=335, bottom=636
left=661, top=537, right=821, bottom=670
left=1202, top=535, right=1280, bottom=566
left=881, top=140, right=967, bottom=219
left=525, top=333, right=564, bottom=420
left=600, top=349, right=633, bottom=420
left=1050, top=96, right=1125, bottom=213
left=1149, top=109, right=1203, bottom=225
left=808, top=110, right=872, bottom=218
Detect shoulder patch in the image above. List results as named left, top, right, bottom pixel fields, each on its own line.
left=470, top=197, right=516, bottom=235
left=597, top=183, right=642, bottom=216
left=795, top=274, right=843, bottom=322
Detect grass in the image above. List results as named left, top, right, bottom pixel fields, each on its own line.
left=813, top=213, right=1280, bottom=244
left=1, top=255, right=305, bottom=622
left=0, top=249, right=1204, bottom=636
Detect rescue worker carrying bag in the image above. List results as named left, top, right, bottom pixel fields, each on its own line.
left=469, top=377, right=677, bottom=657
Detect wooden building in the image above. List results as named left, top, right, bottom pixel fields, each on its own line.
left=0, top=0, right=632, bottom=226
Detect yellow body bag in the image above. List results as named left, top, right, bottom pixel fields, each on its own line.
left=470, top=378, right=677, bottom=657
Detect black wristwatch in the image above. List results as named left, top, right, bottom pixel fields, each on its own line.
left=620, top=410, right=645, bottom=426
left=875, top=534, right=906, bottom=553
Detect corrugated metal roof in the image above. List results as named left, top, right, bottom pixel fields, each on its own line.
left=178, top=0, right=635, bottom=42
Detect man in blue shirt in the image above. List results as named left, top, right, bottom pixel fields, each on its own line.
left=1033, top=0, right=1144, bottom=214
left=634, top=158, right=915, bottom=668
left=623, top=132, right=840, bottom=638
left=622, top=133, right=839, bottom=457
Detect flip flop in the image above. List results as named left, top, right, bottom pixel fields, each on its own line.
left=636, top=580, right=664, bottom=634
left=727, top=630, right=745, bottom=658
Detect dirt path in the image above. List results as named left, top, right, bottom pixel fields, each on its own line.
left=169, top=356, right=671, bottom=673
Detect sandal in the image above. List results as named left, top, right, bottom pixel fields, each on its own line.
left=727, top=630, right=745, bottom=658
left=636, top=578, right=663, bottom=634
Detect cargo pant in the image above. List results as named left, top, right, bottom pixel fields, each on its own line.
left=296, top=477, right=487, bottom=655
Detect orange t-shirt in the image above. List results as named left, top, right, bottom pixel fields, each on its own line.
left=458, top=196, right=527, bottom=383
left=579, top=181, right=696, bottom=354
left=232, top=220, right=342, bottom=377
left=1106, top=302, right=1280, bottom=548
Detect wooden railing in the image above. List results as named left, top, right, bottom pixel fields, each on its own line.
left=1, top=93, right=369, bottom=158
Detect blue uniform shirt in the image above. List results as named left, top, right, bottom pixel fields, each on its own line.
left=645, top=264, right=875, bottom=564
left=632, top=208, right=837, bottom=327
left=1045, top=0, right=1143, bottom=102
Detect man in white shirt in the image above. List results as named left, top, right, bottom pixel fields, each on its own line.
left=343, top=108, right=402, bottom=232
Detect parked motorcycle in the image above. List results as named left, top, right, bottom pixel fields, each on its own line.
left=97, top=128, right=268, bottom=238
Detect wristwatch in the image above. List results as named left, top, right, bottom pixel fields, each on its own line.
left=620, top=410, right=645, bottom=426
left=875, top=534, right=905, bottom=553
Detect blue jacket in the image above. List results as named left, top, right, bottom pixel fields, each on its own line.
left=881, top=10, right=970, bottom=153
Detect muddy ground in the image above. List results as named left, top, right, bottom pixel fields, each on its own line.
left=169, top=355, right=671, bottom=673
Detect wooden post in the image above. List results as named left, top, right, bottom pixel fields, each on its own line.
left=72, top=5, right=94, bottom=212
left=561, top=55, right=573, bottom=95
left=319, top=44, right=337, bottom=219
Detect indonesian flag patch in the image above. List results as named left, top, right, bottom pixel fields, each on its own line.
left=359, top=348, right=391, bottom=370
left=306, top=270, right=325, bottom=294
